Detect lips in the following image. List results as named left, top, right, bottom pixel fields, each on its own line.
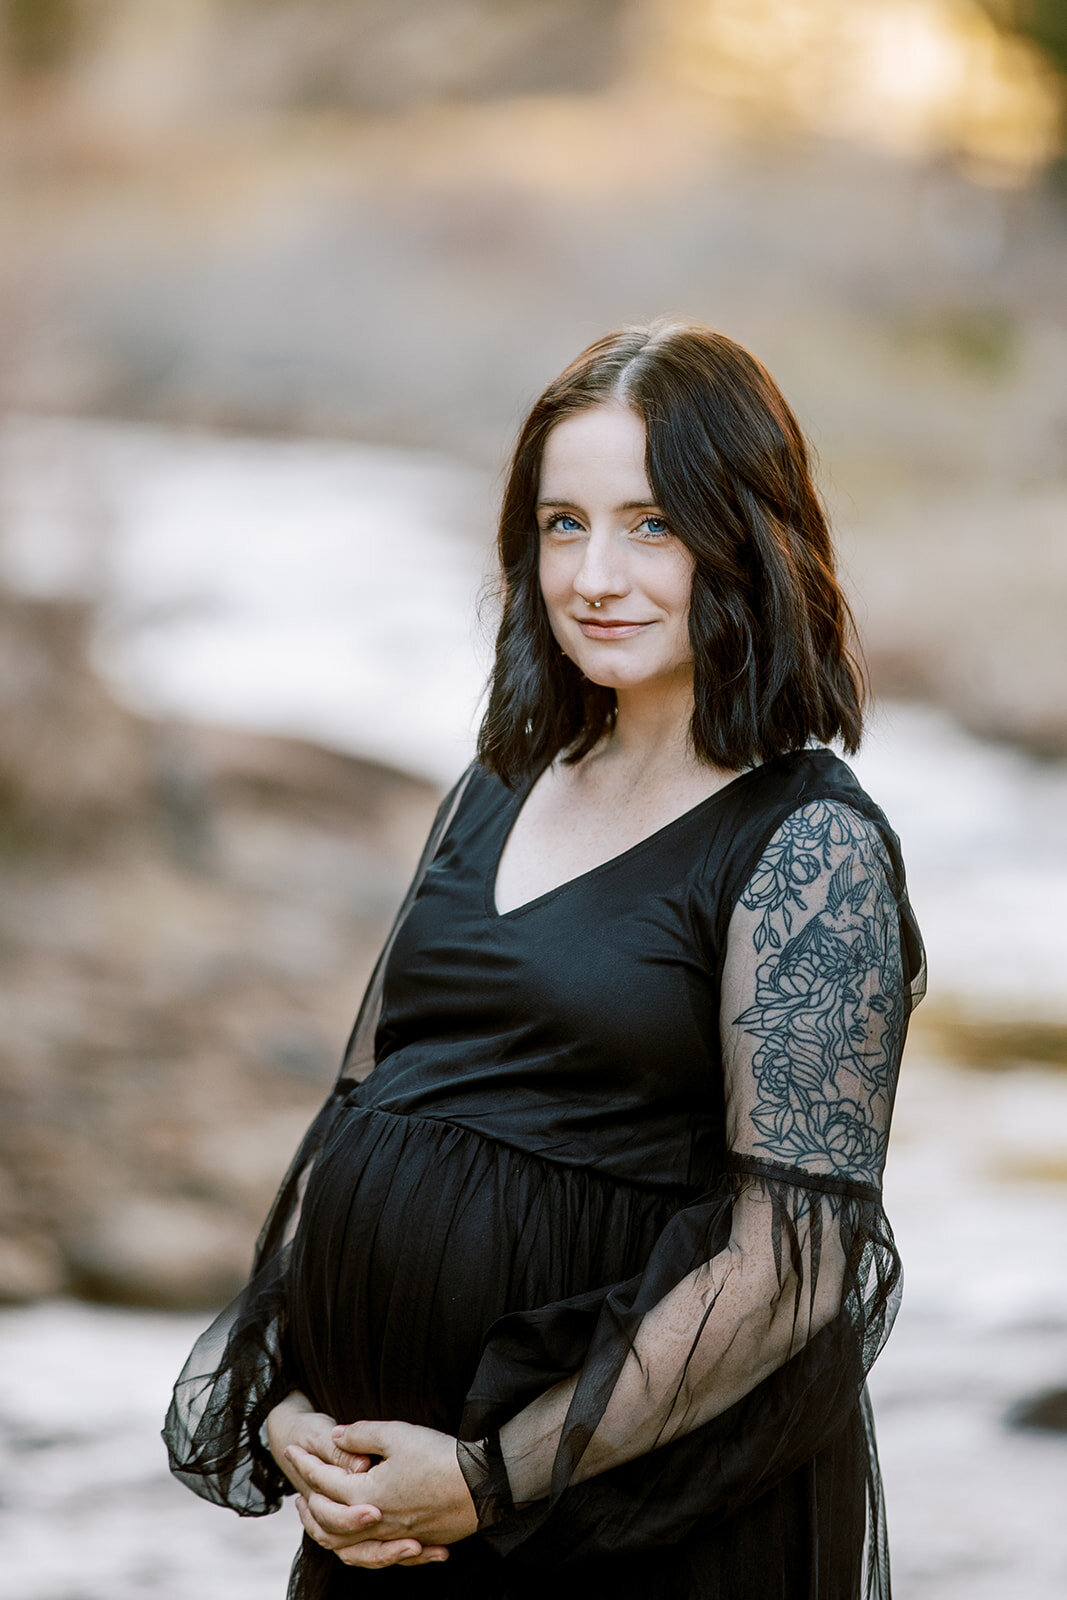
left=576, top=618, right=652, bottom=638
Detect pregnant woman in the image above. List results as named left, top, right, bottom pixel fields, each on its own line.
left=165, top=320, right=925, bottom=1599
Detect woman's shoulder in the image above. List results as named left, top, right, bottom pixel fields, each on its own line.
left=726, top=747, right=898, bottom=843
left=430, top=757, right=518, bottom=848
left=723, top=746, right=926, bottom=1007
left=700, top=746, right=912, bottom=934
left=457, top=758, right=519, bottom=811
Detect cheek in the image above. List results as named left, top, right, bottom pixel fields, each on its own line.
left=537, top=559, right=565, bottom=646
left=660, top=556, right=695, bottom=662
left=661, top=552, right=695, bottom=617
left=538, top=545, right=570, bottom=612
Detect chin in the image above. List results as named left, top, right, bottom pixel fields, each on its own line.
left=580, top=666, right=672, bottom=692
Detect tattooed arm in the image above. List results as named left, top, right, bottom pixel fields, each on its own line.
left=457, top=800, right=914, bottom=1544
left=723, top=798, right=906, bottom=1183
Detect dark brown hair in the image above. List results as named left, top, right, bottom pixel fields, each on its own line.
left=477, top=320, right=865, bottom=786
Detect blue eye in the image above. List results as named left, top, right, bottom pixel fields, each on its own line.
left=543, top=513, right=583, bottom=534
left=638, top=515, right=670, bottom=538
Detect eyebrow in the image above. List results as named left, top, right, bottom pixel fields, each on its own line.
left=535, top=499, right=661, bottom=511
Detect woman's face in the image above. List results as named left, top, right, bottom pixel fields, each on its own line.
left=536, top=404, right=695, bottom=696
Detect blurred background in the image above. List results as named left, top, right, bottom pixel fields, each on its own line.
left=0, top=1, right=1065, bottom=1595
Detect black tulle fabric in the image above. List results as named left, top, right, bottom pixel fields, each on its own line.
left=164, top=748, right=925, bottom=1600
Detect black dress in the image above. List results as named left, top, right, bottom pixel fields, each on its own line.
left=164, top=748, right=926, bottom=1600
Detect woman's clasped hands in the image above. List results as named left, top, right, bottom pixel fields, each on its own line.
left=268, top=1392, right=478, bottom=1569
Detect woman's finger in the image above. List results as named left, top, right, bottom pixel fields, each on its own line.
left=296, top=1495, right=388, bottom=1554
left=286, top=1445, right=357, bottom=1502
left=397, top=1547, right=450, bottom=1567
left=296, top=1495, right=344, bottom=1552
left=331, top=1419, right=395, bottom=1457
left=305, top=1490, right=381, bottom=1538
left=293, top=1419, right=370, bottom=1477
left=296, top=1494, right=435, bottom=1568
left=336, top=1539, right=426, bottom=1568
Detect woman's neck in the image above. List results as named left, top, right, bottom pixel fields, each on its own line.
left=590, top=677, right=715, bottom=784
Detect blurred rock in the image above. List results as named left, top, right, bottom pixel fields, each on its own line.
left=0, top=587, right=439, bottom=1306
left=0, top=1236, right=64, bottom=1303
left=64, top=1197, right=255, bottom=1310
left=0, top=592, right=152, bottom=847
left=1007, top=1387, right=1067, bottom=1433
left=842, top=481, right=1067, bottom=761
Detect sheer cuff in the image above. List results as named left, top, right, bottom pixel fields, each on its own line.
left=162, top=1248, right=296, bottom=1516
left=721, top=1151, right=883, bottom=1205
left=457, top=1432, right=515, bottom=1529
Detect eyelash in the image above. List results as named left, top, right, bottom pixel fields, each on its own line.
left=541, top=513, right=671, bottom=540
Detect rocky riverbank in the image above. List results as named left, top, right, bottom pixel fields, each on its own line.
left=0, top=589, right=438, bottom=1306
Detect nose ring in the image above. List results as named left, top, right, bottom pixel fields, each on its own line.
left=587, top=599, right=602, bottom=609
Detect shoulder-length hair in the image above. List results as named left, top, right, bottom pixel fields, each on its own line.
left=477, top=320, right=866, bottom=787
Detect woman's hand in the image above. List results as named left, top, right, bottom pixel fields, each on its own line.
left=286, top=1419, right=478, bottom=1568
left=268, top=1395, right=445, bottom=1569
left=265, top=1391, right=372, bottom=1496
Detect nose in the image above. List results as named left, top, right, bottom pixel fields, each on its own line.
left=573, top=527, right=630, bottom=607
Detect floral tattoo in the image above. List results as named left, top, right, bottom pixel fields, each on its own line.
left=733, top=802, right=906, bottom=1185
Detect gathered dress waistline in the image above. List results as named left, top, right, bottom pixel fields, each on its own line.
left=336, top=1091, right=708, bottom=1201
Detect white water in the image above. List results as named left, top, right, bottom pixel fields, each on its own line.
left=1, top=414, right=1065, bottom=1596
left=0, top=414, right=494, bottom=783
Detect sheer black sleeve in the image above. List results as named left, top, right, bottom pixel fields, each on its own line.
left=162, top=763, right=477, bottom=1515
left=457, top=798, right=925, bottom=1567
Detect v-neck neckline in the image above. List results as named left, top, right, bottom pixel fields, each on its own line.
left=486, top=758, right=773, bottom=922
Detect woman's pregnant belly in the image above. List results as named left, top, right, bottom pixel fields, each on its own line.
left=285, top=1102, right=682, bottom=1433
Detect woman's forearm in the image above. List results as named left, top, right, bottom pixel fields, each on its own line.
left=494, top=1228, right=829, bottom=1506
